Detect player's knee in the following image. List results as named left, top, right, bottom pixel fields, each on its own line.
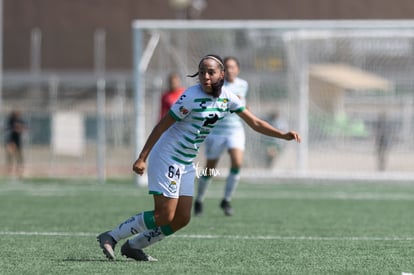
left=154, top=211, right=175, bottom=226
left=173, top=213, right=191, bottom=230
left=182, top=212, right=192, bottom=226
left=230, top=158, right=243, bottom=169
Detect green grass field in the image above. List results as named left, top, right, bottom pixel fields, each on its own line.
left=1, top=178, right=414, bottom=274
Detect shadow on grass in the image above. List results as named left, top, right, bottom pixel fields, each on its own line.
left=62, top=258, right=128, bottom=262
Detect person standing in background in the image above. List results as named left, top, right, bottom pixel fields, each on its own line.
left=194, top=56, right=248, bottom=216
left=5, top=109, right=27, bottom=178
left=262, top=111, right=289, bottom=168
left=375, top=112, right=392, bottom=171
left=159, top=72, right=186, bottom=119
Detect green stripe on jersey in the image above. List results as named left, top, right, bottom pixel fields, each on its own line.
left=184, top=136, right=197, bottom=144
left=232, top=106, right=246, bottom=113
left=194, top=136, right=205, bottom=143
left=172, top=156, right=192, bottom=165
left=169, top=110, right=181, bottom=121
left=174, top=148, right=197, bottom=158
left=179, top=142, right=198, bottom=151
left=193, top=107, right=228, bottom=112
left=192, top=116, right=204, bottom=121
left=191, top=123, right=202, bottom=130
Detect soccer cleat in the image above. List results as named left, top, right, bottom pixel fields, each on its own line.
left=97, top=231, right=117, bottom=260
left=220, top=199, right=233, bottom=216
left=121, top=240, right=157, bottom=261
left=194, top=201, right=203, bottom=216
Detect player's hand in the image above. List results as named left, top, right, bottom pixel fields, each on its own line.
left=133, top=158, right=146, bottom=175
left=284, top=131, right=301, bottom=143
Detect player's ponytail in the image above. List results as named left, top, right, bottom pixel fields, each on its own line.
left=211, top=78, right=224, bottom=97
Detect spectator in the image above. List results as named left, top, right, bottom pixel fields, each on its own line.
left=375, top=112, right=392, bottom=171
left=5, top=109, right=27, bottom=178
left=262, top=111, right=288, bottom=168
left=159, top=72, right=185, bottom=119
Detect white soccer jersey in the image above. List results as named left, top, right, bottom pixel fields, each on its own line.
left=154, top=84, right=245, bottom=165
left=210, top=77, right=248, bottom=135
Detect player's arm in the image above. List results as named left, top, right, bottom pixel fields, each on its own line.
left=237, top=109, right=301, bottom=142
left=133, top=113, right=176, bottom=175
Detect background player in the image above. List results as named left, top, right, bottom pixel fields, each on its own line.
left=5, top=109, right=27, bottom=178
left=194, top=56, right=248, bottom=216
left=159, top=72, right=185, bottom=119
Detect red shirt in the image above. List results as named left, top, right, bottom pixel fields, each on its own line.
left=160, top=87, right=185, bottom=119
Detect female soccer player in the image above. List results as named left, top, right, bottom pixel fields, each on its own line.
left=194, top=56, right=249, bottom=216
left=97, top=54, right=301, bottom=261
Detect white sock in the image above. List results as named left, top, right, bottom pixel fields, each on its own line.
left=109, top=212, right=148, bottom=242
left=128, top=227, right=166, bottom=249
left=196, top=176, right=212, bottom=202
left=224, top=171, right=240, bottom=201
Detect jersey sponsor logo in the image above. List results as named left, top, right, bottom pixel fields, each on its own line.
left=218, top=98, right=229, bottom=111
left=179, top=106, right=189, bottom=115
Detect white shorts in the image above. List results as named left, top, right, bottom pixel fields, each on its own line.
left=147, top=145, right=196, bottom=199
left=204, top=128, right=245, bottom=160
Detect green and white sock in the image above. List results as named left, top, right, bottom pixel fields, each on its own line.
left=128, top=225, right=174, bottom=249
left=196, top=175, right=212, bottom=202
left=224, top=168, right=240, bottom=201
left=109, top=210, right=156, bottom=242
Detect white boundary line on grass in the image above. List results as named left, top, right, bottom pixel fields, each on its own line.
left=1, top=231, right=414, bottom=241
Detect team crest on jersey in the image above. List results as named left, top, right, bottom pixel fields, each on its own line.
left=218, top=98, right=229, bottom=110
left=179, top=106, right=189, bottom=115
left=168, top=181, right=177, bottom=193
